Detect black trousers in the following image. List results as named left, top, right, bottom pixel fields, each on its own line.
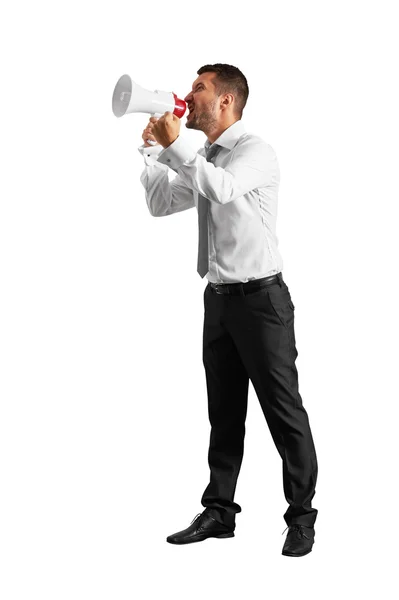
left=200, top=272, right=318, bottom=528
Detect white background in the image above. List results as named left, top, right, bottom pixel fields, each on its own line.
left=1, top=1, right=398, bottom=598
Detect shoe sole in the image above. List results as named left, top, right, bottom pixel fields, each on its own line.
left=167, top=532, right=235, bottom=545
left=282, top=545, right=313, bottom=557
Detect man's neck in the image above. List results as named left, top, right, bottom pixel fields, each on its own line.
left=207, top=119, right=240, bottom=144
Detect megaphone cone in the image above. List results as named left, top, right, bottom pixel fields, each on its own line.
left=112, top=74, right=187, bottom=119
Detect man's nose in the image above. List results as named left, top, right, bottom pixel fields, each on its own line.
left=184, top=93, right=192, bottom=103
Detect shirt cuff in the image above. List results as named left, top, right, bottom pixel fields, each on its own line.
left=157, top=135, right=198, bottom=172
left=138, top=143, right=165, bottom=167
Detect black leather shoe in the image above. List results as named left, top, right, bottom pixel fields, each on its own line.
left=166, top=509, right=235, bottom=545
left=282, top=524, right=315, bottom=557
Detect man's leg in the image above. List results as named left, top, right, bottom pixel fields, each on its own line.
left=200, top=284, right=250, bottom=528
left=226, top=276, right=318, bottom=527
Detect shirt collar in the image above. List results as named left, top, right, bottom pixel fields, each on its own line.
left=204, top=119, right=247, bottom=152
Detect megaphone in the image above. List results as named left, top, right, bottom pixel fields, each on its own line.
left=112, top=74, right=187, bottom=145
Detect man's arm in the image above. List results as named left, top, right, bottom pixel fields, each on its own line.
left=138, top=144, right=195, bottom=217
left=157, top=135, right=280, bottom=205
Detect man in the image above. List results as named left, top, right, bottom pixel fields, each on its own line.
left=138, top=64, right=318, bottom=557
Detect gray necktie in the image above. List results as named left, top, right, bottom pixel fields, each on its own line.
left=197, top=144, right=221, bottom=278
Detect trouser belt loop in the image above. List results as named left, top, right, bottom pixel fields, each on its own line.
left=276, top=272, right=283, bottom=288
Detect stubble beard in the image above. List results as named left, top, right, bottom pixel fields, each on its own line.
left=186, top=99, right=218, bottom=136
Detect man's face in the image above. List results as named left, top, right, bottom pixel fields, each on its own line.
left=183, top=73, right=219, bottom=132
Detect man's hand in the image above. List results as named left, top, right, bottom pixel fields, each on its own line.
left=152, top=111, right=181, bottom=148
left=142, top=117, right=160, bottom=147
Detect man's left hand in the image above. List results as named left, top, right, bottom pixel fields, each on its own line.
left=152, top=111, right=181, bottom=148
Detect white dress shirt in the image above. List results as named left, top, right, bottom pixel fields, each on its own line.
left=137, top=119, right=283, bottom=283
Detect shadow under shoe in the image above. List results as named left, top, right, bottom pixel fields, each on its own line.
left=166, top=509, right=235, bottom=545
left=282, top=524, right=315, bottom=557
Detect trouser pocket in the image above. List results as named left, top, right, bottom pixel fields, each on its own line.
left=267, top=291, right=295, bottom=329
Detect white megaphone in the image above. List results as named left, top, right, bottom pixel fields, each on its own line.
left=112, top=74, right=187, bottom=145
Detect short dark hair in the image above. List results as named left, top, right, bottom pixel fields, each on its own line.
left=197, top=63, right=249, bottom=119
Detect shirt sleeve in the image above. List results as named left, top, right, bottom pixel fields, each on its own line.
left=138, top=144, right=195, bottom=217
left=157, top=134, right=280, bottom=205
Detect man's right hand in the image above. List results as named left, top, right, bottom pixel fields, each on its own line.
left=142, top=117, right=160, bottom=147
